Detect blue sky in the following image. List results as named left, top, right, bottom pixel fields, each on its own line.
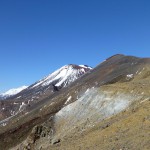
left=0, top=0, right=150, bottom=92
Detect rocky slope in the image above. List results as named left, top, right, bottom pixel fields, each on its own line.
left=0, top=54, right=150, bottom=150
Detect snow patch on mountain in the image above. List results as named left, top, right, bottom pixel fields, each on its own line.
left=0, top=86, right=28, bottom=99
left=31, top=64, right=92, bottom=89
left=79, top=65, right=92, bottom=69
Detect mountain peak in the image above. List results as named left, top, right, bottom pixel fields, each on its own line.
left=31, top=64, right=92, bottom=89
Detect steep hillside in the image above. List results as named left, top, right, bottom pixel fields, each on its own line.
left=33, top=67, right=150, bottom=150
left=0, top=54, right=149, bottom=150
left=47, top=96, right=150, bottom=150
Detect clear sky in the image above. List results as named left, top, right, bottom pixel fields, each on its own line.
left=0, top=0, right=150, bottom=92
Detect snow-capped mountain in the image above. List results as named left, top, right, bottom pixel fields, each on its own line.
left=0, top=64, right=92, bottom=121
left=31, top=64, right=92, bottom=89
left=0, top=86, right=28, bottom=99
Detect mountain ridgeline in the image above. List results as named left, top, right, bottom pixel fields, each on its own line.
left=0, top=54, right=150, bottom=150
